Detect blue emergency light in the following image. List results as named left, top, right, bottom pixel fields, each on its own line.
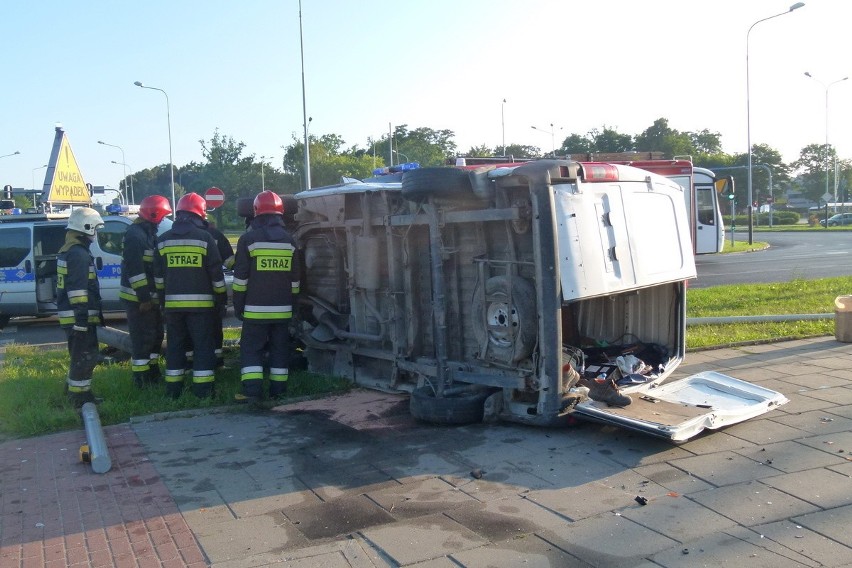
left=372, top=162, right=420, bottom=176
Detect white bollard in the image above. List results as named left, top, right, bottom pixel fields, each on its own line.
left=81, top=402, right=112, bottom=473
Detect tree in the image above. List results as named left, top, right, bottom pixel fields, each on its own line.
left=635, top=118, right=693, bottom=157
left=589, top=126, right=634, bottom=153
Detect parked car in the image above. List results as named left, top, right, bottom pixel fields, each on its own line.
left=819, top=213, right=852, bottom=227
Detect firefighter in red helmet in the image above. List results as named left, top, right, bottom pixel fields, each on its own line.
left=121, top=195, right=172, bottom=388
left=232, top=190, right=300, bottom=402
left=154, top=192, right=226, bottom=398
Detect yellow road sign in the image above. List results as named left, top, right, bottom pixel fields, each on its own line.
left=43, top=127, right=91, bottom=205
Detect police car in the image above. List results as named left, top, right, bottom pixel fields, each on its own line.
left=0, top=204, right=172, bottom=328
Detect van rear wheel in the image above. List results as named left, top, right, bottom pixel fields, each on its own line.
left=409, top=386, right=491, bottom=425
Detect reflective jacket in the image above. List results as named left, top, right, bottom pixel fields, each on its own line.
left=56, top=231, right=102, bottom=328
left=154, top=212, right=226, bottom=312
left=232, top=214, right=300, bottom=323
left=120, top=218, right=158, bottom=304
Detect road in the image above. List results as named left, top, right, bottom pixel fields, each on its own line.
left=3, top=232, right=849, bottom=345
left=692, top=231, right=851, bottom=288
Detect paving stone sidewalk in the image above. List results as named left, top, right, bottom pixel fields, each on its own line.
left=2, top=336, right=852, bottom=567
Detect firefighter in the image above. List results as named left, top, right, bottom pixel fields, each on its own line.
left=154, top=193, right=226, bottom=399
left=120, top=195, right=172, bottom=388
left=57, top=207, right=105, bottom=407
left=205, top=220, right=235, bottom=367
left=232, top=190, right=300, bottom=402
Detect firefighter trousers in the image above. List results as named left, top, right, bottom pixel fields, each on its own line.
left=65, top=325, right=99, bottom=395
left=239, top=321, right=290, bottom=398
left=165, top=310, right=217, bottom=397
left=124, top=300, right=164, bottom=383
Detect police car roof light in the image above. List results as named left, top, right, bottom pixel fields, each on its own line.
left=371, top=162, right=420, bottom=176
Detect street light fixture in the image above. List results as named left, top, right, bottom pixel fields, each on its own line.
left=746, top=2, right=805, bottom=245
left=32, top=164, right=47, bottom=193
left=804, top=71, right=848, bottom=208
left=111, top=160, right=134, bottom=204
left=98, top=140, right=129, bottom=204
left=531, top=123, right=562, bottom=157
left=393, top=149, right=410, bottom=163
left=1, top=151, right=21, bottom=160
left=134, top=81, right=176, bottom=216
left=501, top=99, right=507, bottom=156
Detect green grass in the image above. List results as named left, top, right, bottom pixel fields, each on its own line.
left=0, top=343, right=349, bottom=440
left=685, top=276, right=851, bottom=349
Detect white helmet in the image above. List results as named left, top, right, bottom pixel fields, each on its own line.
left=67, top=207, right=105, bottom=236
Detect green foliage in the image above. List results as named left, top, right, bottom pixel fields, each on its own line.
left=0, top=344, right=350, bottom=439
left=728, top=210, right=800, bottom=225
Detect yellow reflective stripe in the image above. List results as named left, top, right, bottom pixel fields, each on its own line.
left=244, top=311, right=292, bottom=320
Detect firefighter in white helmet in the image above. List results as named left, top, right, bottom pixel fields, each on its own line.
left=57, top=207, right=106, bottom=407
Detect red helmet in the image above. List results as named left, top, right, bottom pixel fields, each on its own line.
left=138, top=195, right=172, bottom=224
left=176, top=192, right=207, bottom=220
left=253, top=190, right=284, bottom=216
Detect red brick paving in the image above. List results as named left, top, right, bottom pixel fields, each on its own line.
left=0, top=424, right=207, bottom=567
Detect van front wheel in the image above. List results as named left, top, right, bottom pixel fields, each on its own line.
left=409, top=386, right=491, bottom=425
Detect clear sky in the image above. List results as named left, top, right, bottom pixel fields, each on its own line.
left=1, top=0, right=850, bottom=197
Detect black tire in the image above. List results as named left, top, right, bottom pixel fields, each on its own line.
left=401, top=167, right=473, bottom=202
left=409, top=386, right=492, bottom=425
left=473, top=275, right=537, bottom=364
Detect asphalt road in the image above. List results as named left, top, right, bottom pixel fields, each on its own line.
left=692, top=230, right=851, bottom=288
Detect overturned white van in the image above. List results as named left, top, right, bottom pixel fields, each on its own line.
left=291, top=159, right=787, bottom=442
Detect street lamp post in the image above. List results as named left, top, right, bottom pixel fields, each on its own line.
left=98, top=140, right=128, bottom=204
left=299, top=0, right=311, bottom=190
left=746, top=2, right=805, bottom=245
left=32, top=164, right=47, bottom=193
left=1, top=151, right=21, bottom=160
left=111, top=161, right=134, bottom=204
left=531, top=123, right=562, bottom=157
left=501, top=99, right=506, bottom=156
left=134, top=81, right=176, bottom=216
left=804, top=72, right=848, bottom=208
left=260, top=156, right=266, bottom=191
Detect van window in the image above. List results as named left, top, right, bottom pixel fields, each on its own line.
left=98, top=220, right=129, bottom=255
left=0, top=228, right=30, bottom=267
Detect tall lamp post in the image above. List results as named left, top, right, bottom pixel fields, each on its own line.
left=134, top=81, right=176, bottom=216
left=32, top=164, right=47, bottom=192
left=299, top=0, right=310, bottom=190
left=98, top=140, right=128, bottom=204
left=804, top=72, right=848, bottom=208
left=111, top=160, right=135, bottom=204
left=501, top=99, right=507, bottom=156
left=531, top=123, right=562, bottom=157
left=1, top=151, right=20, bottom=160
left=746, top=2, right=805, bottom=245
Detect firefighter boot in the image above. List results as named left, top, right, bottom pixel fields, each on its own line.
left=165, top=379, right=184, bottom=400
left=580, top=376, right=632, bottom=407
left=132, top=371, right=148, bottom=389
left=268, top=380, right=288, bottom=400
left=146, top=362, right=163, bottom=385
left=235, top=379, right=263, bottom=404
left=192, top=381, right=214, bottom=399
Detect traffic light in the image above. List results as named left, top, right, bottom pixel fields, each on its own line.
left=3, top=185, right=11, bottom=199
left=726, top=193, right=735, bottom=201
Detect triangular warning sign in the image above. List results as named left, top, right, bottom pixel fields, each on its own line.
left=42, top=126, right=91, bottom=205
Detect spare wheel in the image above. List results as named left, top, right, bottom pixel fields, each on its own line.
left=473, top=275, right=537, bottom=364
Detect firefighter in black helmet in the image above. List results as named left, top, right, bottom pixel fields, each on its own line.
left=57, top=207, right=105, bottom=407
left=232, top=190, right=300, bottom=402
left=154, top=193, right=226, bottom=398
left=121, top=195, right=172, bottom=388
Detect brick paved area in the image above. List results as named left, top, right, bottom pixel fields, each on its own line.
left=0, top=424, right=207, bottom=567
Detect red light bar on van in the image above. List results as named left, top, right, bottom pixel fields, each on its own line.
left=580, top=163, right=619, bottom=182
